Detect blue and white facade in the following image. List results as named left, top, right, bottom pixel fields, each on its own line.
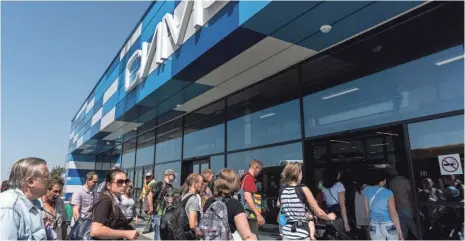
left=65, top=1, right=464, bottom=238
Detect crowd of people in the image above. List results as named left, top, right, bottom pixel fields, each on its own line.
left=0, top=157, right=462, bottom=241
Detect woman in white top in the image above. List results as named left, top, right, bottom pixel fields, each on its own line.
left=121, top=181, right=138, bottom=224
left=322, top=169, right=350, bottom=236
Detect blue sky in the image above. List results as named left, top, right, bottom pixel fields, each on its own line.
left=1, top=1, right=151, bottom=180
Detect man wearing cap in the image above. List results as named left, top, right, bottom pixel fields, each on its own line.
left=147, top=169, right=176, bottom=241
left=140, top=172, right=156, bottom=234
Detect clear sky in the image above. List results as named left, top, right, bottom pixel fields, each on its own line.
left=1, top=1, right=151, bottom=180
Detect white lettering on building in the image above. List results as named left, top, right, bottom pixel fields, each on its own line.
left=124, top=0, right=222, bottom=92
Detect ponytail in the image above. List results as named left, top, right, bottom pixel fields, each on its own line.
left=181, top=173, right=202, bottom=194
left=180, top=183, right=189, bottom=194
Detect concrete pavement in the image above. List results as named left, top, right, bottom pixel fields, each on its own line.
left=134, top=220, right=280, bottom=240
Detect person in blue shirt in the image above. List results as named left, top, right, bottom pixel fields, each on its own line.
left=364, top=170, right=403, bottom=241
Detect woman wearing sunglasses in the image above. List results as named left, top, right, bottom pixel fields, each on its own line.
left=90, top=168, right=139, bottom=240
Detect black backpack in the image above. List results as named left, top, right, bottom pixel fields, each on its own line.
left=160, top=194, right=195, bottom=240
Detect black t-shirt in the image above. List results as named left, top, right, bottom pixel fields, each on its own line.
left=92, top=194, right=133, bottom=239
left=203, top=197, right=245, bottom=233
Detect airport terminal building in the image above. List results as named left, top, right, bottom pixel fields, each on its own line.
left=65, top=1, right=464, bottom=238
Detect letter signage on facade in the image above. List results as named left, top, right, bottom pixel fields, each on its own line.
left=124, top=0, right=221, bottom=92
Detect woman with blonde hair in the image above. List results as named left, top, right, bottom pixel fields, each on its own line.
left=201, top=168, right=257, bottom=241
left=279, top=162, right=336, bottom=240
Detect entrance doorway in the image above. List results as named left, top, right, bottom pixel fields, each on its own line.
left=305, top=125, right=408, bottom=189
left=304, top=124, right=412, bottom=238
left=181, top=158, right=211, bottom=184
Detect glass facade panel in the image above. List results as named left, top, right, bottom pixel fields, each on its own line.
left=183, top=100, right=225, bottom=158
left=184, top=124, right=224, bottom=158
left=210, top=155, right=225, bottom=177
left=303, top=46, right=464, bottom=138
left=227, top=68, right=301, bottom=151
left=154, top=161, right=181, bottom=188
left=227, top=142, right=303, bottom=173
left=135, top=130, right=155, bottom=167
left=227, top=99, right=301, bottom=151
left=121, top=138, right=136, bottom=169
left=156, top=119, right=182, bottom=164
left=408, top=115, right=464, bottom=239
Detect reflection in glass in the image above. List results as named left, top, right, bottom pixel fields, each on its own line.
left=304, top=46, right=464, bottom=138
left=156, top=120, right=182, bottom=164
left=227, top=142, right=303, bottom=172
left=227, top=100, right=301, bottom=151
left=122, top=139, right=137, bottom=169
left=154, top=161, right=181, bottom=188
left=210, top=155, right=225, bottom=178
left=409, top=115, right=464, bottom=239
left=184, top=100, right=225, bottom=158
left=183, top=124, right=224, bottom=158
left=136, top=131, right=155, bottom=167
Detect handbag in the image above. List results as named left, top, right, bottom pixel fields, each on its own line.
left=278, top=207, right=287, bottom=226
left=68, top=217, right=93, bottom=240
left=45, top=225, right=58, bottom=240
left=67, top=197, right=108, bottom=240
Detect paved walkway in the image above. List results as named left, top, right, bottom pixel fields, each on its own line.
left=134, top=220, right=280, bottom=240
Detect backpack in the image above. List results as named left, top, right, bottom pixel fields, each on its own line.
left=199, top=197, right=231, bottom=241
left=234, top=173, right=261, bottom=219
left=160, top=194, right=195, bottom=240
left=152, top=181, right=171, bottom=212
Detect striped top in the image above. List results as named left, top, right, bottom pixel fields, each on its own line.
left=280, top=186, right=309, bottom=240
left=389, top=176, right=413, bottom=209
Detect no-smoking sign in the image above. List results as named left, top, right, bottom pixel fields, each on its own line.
left=438, top=154, right=463, bottom=175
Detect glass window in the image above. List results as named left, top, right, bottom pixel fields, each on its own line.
left=134, top=168, right=144, bottom=190
left=210, top=155, right=225, bottom=177
left=227, top=99, right=301, bottom=151
left=156, top=119, right=182, bottom=164
left=121, top=138, right=136, bottom=169
left=183, top=100, right=225, bottom=158
left=136, top=130, right=155, bottom=167
left=409, top=115, right=464, bottom=186
left=154, top=161, right=181, bottom=188
left=304, top=45, right=464, bottom=137
left=408, top=115, right=464, bottom=239
left=227, top=142, right=303, bottom=174
left=227, top=68, right=301, bottom=151
left=112, top=145, right=122, bottom=167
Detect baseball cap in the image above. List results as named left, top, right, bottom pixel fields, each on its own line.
left=145, top=172, right=153, bottom=177
left=165, top=169, right=176, bottom=176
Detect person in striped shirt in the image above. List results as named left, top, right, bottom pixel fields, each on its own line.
left=278, top=162, right=336, bottom=240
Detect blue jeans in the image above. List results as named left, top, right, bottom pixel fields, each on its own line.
left=397, top=208, right=420, bottom=239
left=152, top=215, right=161, bottom=241
left=369, top=221, right=398, bottom=241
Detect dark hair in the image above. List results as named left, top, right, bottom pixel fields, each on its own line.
left=105, top=167, right=124, bottom=187
left=370, top=170, right=389, bottom=185
left=101, top=167, right=125, bottom=225
left=1, top=180, right=9, bottom=192
left=322, top=168, right=340, bottom=189
left=48, top=178, right=64, bottom=190
left=86, top=171, right=97, bottom=181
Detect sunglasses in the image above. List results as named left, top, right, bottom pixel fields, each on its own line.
left=113, top=179, right=131, bottom=186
